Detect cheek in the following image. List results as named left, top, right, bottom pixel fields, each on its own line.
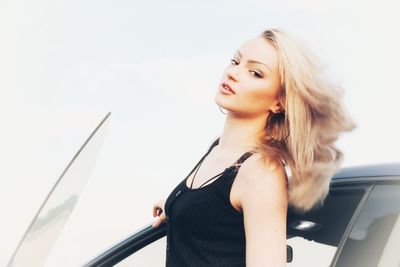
left=245, top=81, right=278, bottom=107
left=236, top=82, right=279, bottom=114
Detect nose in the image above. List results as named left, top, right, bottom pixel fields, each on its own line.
left=226, top=66, right=239, bottom=82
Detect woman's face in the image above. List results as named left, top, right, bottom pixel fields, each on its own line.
left=215, top=37, right=282, bottom=116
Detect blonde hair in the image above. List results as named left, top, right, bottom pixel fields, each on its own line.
left=253, top=28, right=357, bottom=213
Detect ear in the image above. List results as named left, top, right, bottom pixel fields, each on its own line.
left=269, top=101, right=282, bottom=114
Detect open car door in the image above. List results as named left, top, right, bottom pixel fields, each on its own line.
left=7, top=112, right=111, bottom=267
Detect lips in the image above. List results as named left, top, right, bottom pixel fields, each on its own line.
left=221, top=82, right=235, bottom=94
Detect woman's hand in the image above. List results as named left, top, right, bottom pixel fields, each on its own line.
left=152, top=198, right=167, bottom=228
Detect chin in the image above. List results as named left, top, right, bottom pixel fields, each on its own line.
left=214, top=92, right=226, bottom=105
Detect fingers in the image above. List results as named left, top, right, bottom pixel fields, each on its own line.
left=153, top=203, right=162, bottom=217
left=159, top=212, right=166, bottom=220
left=152, top=199, right=167, bottom=228
left=153, top=220, right=161, bottom=228
left=152, top=216, right=166, bottom=228
left=154, top=207, right=162, bottom=217
left=152, top=203, right=159, bottom=217
left=152, top=210, right=167, bottom=228
left=153, top=207, right=158, bottom=217
left=152, top=199, right=166, bottom=216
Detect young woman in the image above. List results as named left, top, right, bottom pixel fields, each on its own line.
left=152, top=28, right=356, bottom=267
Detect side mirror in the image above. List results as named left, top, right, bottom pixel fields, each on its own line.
left=287, top=245, right=293, bottom=263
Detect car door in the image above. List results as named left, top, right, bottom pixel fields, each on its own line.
left=7, top=113, right=111, bottom=267
left=332, top=182, right=400, bottom=267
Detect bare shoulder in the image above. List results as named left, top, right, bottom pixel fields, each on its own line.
left=236, top=153, right=288, bottom=210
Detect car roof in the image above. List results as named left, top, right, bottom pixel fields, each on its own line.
left=332, top=161, right=400, bottom=180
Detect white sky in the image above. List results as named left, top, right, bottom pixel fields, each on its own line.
left=0, top=0, right=399, bottom=266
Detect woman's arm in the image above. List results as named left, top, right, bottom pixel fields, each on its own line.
left=239, top=158, right=288, bottom=267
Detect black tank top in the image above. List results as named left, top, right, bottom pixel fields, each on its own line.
left=164, top=137, right=255, bottom=267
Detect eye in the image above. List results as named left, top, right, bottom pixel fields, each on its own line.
left=230, top=58, right=239, bottom=65
left=249, top=70, right=263, bottom=78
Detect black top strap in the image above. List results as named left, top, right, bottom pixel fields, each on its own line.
left=207, top=137, right=220, bottom=153
left=182, top=137, right=220, bottom=186
left=205, top=136, right=256, bottom=168
left=188, top=137, right=255, bottom=189
left=232, top=151, right=254, bottom=167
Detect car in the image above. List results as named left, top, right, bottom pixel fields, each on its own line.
left=7, top=113, right=400, bottom=267
left=84, top=162, right=400, bottom=267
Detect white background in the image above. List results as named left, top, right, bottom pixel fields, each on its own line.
left=0, top=0, right=399, bottom=266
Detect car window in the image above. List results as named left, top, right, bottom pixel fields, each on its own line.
left=334, top=183, right=400, bottom=267
left=114, top=236, right=166, bottom=266
left=286, top=186, right=368, bottom=267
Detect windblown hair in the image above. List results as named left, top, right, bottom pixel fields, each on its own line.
left=252, top=28, right=357, bottom=213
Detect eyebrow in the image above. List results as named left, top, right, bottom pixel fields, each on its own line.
left=236, top=50, right=272, bottom=72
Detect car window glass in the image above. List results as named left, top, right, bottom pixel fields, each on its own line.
left=335, top=184, right=400, bottom=267
left=8, top=113, right=110, bottom=267
left=287, top=187, right=367, bottom=267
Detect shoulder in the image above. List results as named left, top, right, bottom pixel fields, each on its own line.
left=236, top=153, right=288, bottom=211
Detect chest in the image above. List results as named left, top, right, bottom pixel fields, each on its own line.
left=167, top=174, right=245, bottom=240
left=184, top=161, right=244, bottom=214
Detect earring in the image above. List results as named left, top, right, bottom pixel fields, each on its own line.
left=266, top=112, right=290, bottom=142
left=219, top=106, right=227, bottom=114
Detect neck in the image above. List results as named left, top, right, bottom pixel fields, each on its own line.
left=217, top=112, right=268, bottom=153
